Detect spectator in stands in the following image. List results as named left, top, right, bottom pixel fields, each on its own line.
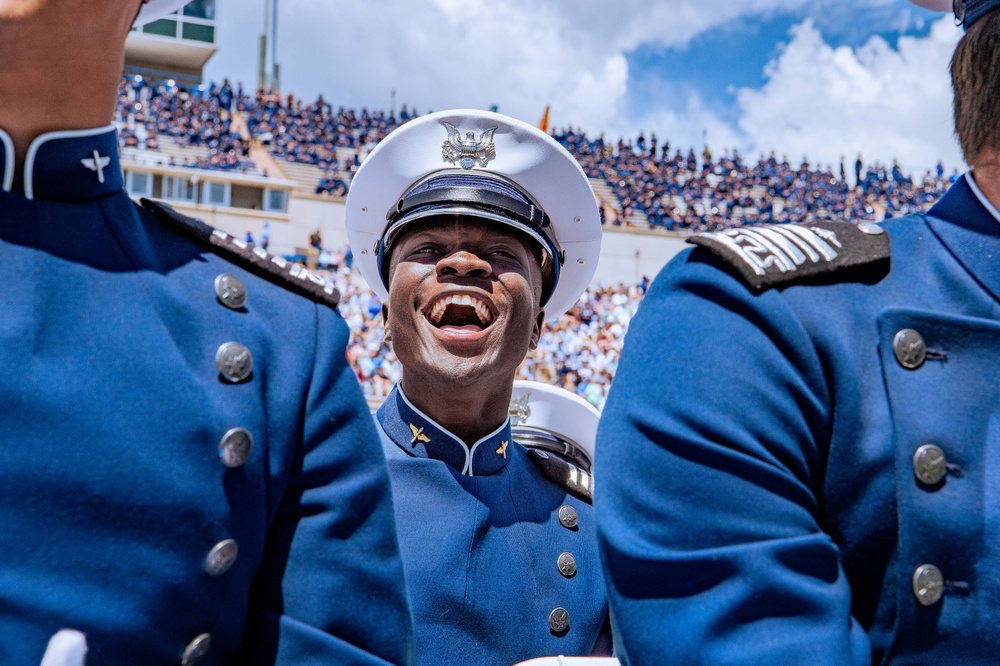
left=306, top=228, right=323, bottom=269
left=597, top=1, right=1000, bottom=662
left=0, top=1, right=411, bottom=664
left=260, top=220, right=271, bottom=251
left=346, top=109, right=610, bottom=665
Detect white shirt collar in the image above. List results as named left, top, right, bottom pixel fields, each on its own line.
left=965, top=171, right=1000, bottom=225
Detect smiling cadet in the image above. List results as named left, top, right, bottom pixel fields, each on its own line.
left=346, top=109, right=610, bottom=666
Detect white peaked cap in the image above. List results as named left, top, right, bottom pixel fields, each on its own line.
left=509, top=380, right=600, bottom=465
left=346, top=109, right=602, bottom=319
left=134, top=0, right=191, bottom=26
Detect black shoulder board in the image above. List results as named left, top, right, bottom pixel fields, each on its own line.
left=140, top=198, right=341, bottom=308
left=527, top=449, right=593, bottom=504
left=687, top=220, right=890, bottom=292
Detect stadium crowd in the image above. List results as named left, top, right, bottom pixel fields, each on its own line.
left=554, top=127, right=955, bottom=232
left=116, top=74, right=957, bottom=234
left=242, top=89, right=417, bottom=195
left=115, top=74, right=961, bottom=403
left=118, top=75, right=259, bottom=174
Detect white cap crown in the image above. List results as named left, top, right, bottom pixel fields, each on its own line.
left=134, top=0, right=191, bottom=26
left=346, top=109, right=602, bottom=319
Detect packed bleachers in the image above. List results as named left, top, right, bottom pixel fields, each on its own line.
left=243, top=90, right=419, bottom=195
left=117, top=74, right=956, bottom=233
left=117, top=75, right=262, bottom=175
left=555, top=127, right=954, bottom=231
left=117, top=74, right=962, bottom=404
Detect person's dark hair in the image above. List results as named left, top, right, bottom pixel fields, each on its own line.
left=952, top=9, right=1000, bottom=165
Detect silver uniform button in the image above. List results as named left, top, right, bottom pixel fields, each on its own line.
left=216, top=342, right=253, bottom=382
left=558, top=505, right=578, bottom=529
left=548, top=607, right=570, bottom=634
left=857, top=222, right=885, bottom=235
left=558, top=552, right=577, bottom=578
left=913, top=564, right=944, bottom=606
left=214, top=274, right=248, bottom=310
left=219, top=428, right=253, bottom=468
left=893, top=329, right=927, bottom=369
left=205, top=539, right=239, bottom=576
left=913, top=444, right=948, bottom=485
left=181, top=633, right=211, bottom=666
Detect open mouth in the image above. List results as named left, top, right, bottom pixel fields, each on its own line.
left=424, top=293, right=496, bottom=331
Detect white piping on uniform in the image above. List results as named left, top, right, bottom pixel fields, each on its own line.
left=397, top=384, right=510, bottom=476
left=966, top=171, right=1000, bottom=226
left=22, top=124, right=116, bottom=201
left=0, top=128, right=13, bottom=193
left=466, top=418, right=510, bottom=477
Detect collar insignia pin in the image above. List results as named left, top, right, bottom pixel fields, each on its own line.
left=496, top=440, right=508, bottom=458
left=409, top=423, right=430, bottom=447
left=81, top=149, right=111, bottom=184
left=441, top=121, right=497, bottom=169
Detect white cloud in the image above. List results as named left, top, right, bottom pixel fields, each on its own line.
left=204, top=1, right=964, bottom=174
left=207, top=0, right=811, bottom=130
left=735, top=16, right=963, bottom=172
left=209, top=0, right=634, bottom=130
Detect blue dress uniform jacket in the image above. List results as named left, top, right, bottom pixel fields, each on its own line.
left=375, top=385, right=609, bottom=666
left=0, top=127, right=413, bottom=665
left=596, top=175, right=1000, bottom=665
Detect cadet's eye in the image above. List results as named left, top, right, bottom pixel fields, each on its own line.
left=488, top=248, right=518, bottom=260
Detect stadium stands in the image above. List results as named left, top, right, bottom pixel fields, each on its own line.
left=116, top=74, right=958, bottom=402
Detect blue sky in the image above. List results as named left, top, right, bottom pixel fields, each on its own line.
left=204, top=0, right=964, bottom=175
left=626, top=5, right=936, bottom=123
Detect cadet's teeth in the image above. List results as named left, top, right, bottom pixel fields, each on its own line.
left=428, top=294, right=494, bottom=326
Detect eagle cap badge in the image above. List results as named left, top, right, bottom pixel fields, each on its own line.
left=509, top=391, right=531, bottom=426
left=441, top=121, right=498, bottom=169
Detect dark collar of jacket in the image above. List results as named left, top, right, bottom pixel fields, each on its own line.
left=925, top=173, right=1000, bottom=303
left=0, top=124, right=123, bottom=202
left=377, top=384, right=514, bottom=476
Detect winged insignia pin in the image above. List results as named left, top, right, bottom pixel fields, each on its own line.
left=80, top=149, right=111, bottom=184
left=409, top=423, right=431, bottom=446
left=441, top=121, right=497, bottom=169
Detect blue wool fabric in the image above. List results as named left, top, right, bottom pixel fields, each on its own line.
left=376, top=385, right=610, bottom=665
left=597, top=175, right=1000, bottom=664
left=0, top=126, right=413, bottom=665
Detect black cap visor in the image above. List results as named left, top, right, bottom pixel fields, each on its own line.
left=377, top=171, right=562, bottom=305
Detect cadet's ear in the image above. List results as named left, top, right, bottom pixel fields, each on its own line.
left=529, top=309, right=545, bottom=350
left=381, top=303, right=391, bottom=342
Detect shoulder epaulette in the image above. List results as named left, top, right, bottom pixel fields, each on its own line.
left=526, top=449, right=593, bottom=504
left=687, top=220, right=890, bottom=292
left=140, top=198, right=341, bottom=308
